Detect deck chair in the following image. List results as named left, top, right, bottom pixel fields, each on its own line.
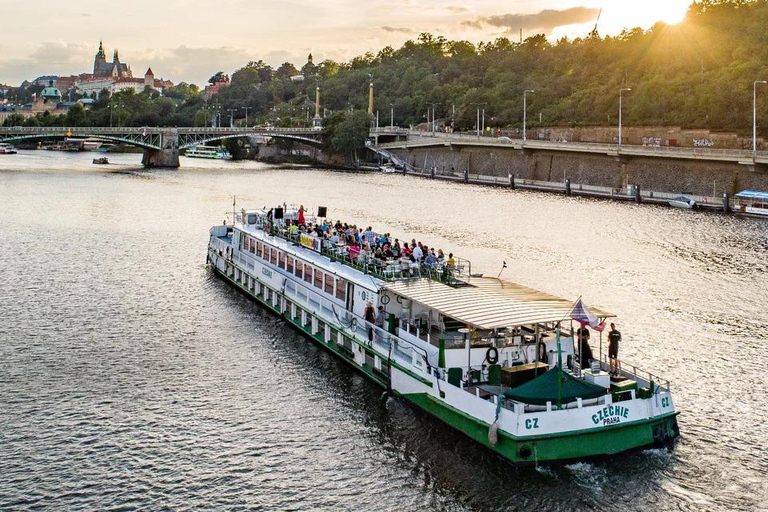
left=447, top=367, right=463, bottom=387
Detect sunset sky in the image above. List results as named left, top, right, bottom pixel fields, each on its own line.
left=0, top=0, right=694, bottom=87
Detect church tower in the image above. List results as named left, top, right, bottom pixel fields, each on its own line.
left=144, top=67, right=155, bottom=89
left=93, top=39, right=107, bottom=75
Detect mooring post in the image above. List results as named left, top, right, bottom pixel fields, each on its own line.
left=509, top=173, right=515, bottom=189
left=723, top=192, right=731, bottom=213
left=635, top=184, right=642, bottom=203
left=464, top=169, right=468, bottom=183
left=565, top=178, right=571, bottom=196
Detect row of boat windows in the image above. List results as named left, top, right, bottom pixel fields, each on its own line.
left=243, top=235, right=347, bottom=302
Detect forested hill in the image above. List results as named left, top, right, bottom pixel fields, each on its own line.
left=212, top=0, right=768, bottom=133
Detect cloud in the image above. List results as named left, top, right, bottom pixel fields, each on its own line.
left=380, top=26, right=414, bottom=34
left=465, top=7, right=600, bottom=34
left=445, top=6, right=469, bottom=14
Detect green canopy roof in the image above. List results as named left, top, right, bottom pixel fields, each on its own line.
left=503, top=368, right=607, bottom=405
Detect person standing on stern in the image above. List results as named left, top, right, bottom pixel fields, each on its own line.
left=608, top=323, right=622, bottom=376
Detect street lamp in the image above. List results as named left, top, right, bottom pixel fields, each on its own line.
left=754, top=80, right=767, bottom=155
left=523, top=89, right=534, bottom=142
left=618, top=87, right=631, bottom=149
left=390, top=102, right=394, bottom=128
left=243, top=106, right=251, bottom=127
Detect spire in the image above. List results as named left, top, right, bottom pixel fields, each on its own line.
left=98, top=39, right=104, bottom=56
left=113, top=49, right=119, bottom=62
left=307, top=53, right=313, bottom=65
left=145, top=67, right=154, bottom=77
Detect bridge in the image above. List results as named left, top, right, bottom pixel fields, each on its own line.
left=375, top=131, right=768, bottom=166
left=0, top=126, right=328, bottom=167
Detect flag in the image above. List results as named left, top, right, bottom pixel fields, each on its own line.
left=31, top=93, right=37, bottom=102
left=570, top=299, right=604, bottom=330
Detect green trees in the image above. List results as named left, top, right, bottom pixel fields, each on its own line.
left=322, top=111, right=373, bottom=157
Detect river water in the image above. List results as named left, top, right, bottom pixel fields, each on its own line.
left=0, top=151, right=766, bottom=511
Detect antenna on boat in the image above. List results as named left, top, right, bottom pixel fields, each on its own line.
left=496, top=261, right=507, bottom=279
left=232, top=195, right=236, bottom=224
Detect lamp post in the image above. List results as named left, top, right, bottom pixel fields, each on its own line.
left=523, top=89, right=534, bottom=142
left=618, top=87, right=631, bottom=149
left=753, top=80, right=767, bottom=155
left=227, top=108, right=236, bottom=128
left=243, top=106, right=251, bottom=127
left=427, top=102, right=438, bottom=134
left=390, top=102, right=394, bottom=128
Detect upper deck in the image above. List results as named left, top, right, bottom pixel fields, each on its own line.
left=237, top=206, right=474, bottom=287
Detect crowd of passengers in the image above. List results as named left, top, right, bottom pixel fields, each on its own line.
left=276, top=216, right=457, bottom=271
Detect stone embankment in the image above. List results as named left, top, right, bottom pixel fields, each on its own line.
left=390, top=146, right=768, bottom=198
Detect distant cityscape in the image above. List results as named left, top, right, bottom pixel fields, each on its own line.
left=0, top=41, right=174, bottom=122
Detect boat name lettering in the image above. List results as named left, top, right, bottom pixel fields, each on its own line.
left=300, top=234, right=322, bottom=252
left=592, top=404, right=629, bottom=425
left=525, top=418, right=539, bottom=430
left=661, top=396, right=670, bottom=408
left=262, top=267, right=273, bottom=279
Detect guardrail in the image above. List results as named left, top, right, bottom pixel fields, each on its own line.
left=375, top=133, right=768, bottom=163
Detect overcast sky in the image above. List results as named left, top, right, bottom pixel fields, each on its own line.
left=0, top=0, right=693, bottom=87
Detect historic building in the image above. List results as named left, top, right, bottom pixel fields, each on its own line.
left=93, top=41, right=132, bottom=78
left=75, top=42, right=172, bottom=98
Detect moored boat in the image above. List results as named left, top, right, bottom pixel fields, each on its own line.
left=185, top=145, right=232, bottom=160
left=668, top=194, right=696, bottom=209
left=734, top=190, right=768, bottom=216
left=0, top=143, right=18, bottom=155
left=207, top=204, right=680, bottom=464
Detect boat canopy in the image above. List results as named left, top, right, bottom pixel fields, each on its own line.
left=503, top=369, right=607, bottom=405
left=735, top=190, right=768, bottom=201
left=384, top=277, right=614, bottom=330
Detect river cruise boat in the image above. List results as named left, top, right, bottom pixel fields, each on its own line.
left=207, top=204, right=680, bottom=464
left=185, top=145, right=232, bottom=160
left=0, top=143, right=18, bottom=154
left=734, top=190, right=768, bottom=216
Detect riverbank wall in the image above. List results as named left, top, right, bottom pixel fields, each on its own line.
left=389, top=146, right=768, bottom=197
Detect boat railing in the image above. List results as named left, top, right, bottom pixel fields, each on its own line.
left=597, top=355, right=671, bottom=392
left=259, top=221, right=468, bottom=286
left=278, top=271, right=433, bottom=372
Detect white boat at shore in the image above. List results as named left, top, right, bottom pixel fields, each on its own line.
left=668, top=195, right=696, bottom=209
left=734, top=190, right=768, bottom=216
left=206, top=203, right=680, bottom=464
left=0, top=143, right=18, bottom=155
left=185, top=145, right=231, bottom=160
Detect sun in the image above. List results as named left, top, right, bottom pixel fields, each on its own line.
left=657, top=4, right=688, bottom=25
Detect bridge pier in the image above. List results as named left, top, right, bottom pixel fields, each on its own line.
left=142, top=129, right=179, bottom=168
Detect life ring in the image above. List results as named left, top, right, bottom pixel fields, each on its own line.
left=486, top=346, right=499, bottom=365
left=381, top=294, right=390, bottom=305
left=350, top=317, right=359, bottom=333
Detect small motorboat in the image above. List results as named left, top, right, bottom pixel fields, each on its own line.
left=668, top=194, right=696, bottom=209
left=92, top=157, right=109, bottom=165
left=0, top=143, right=18, bottom=155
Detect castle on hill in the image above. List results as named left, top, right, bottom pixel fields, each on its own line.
left=92, top=40, right=132, bottom=79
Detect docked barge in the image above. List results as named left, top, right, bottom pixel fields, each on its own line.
left=207, top=204, right=679, bottom=464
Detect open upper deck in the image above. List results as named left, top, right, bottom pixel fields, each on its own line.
left=237, top=206, right=473, bottom=286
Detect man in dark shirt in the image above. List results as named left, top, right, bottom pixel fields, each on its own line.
left=608, top=323, right=622, bottom=375
left=577, top=325, right=593, bottom=368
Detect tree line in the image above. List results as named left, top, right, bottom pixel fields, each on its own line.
left=4, top=1, right=768, bottom=136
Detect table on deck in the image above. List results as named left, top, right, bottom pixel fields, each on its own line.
left=501, top=362, right=549, bottom=388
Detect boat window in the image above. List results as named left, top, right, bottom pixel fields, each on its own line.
left=247, top=214, right=258, bottom=225
left=270, top=248, right=277, bottom=264
left=278, top=251, right=286, bottom=269
left=256, top=242, right=263, bottom=258
left=324, top=274, right=334, bottom=294
left=314, top=269, right=323, bottom=289
left=249, top=237, right=255, bottom=254
left=295, top=260, right=303, bottom=279
left=286, top=256, right=294, bottom=273
left=304, top=263, right=312, bottom=283
left=336, top=279, right=346, bottom=301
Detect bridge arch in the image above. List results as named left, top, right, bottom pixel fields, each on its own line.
left=0, top=130, right=162, bottom=150
left=177, top=132, right=323, bottom=150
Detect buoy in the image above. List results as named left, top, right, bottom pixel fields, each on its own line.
left=488, top=421, right=499, bottom=445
